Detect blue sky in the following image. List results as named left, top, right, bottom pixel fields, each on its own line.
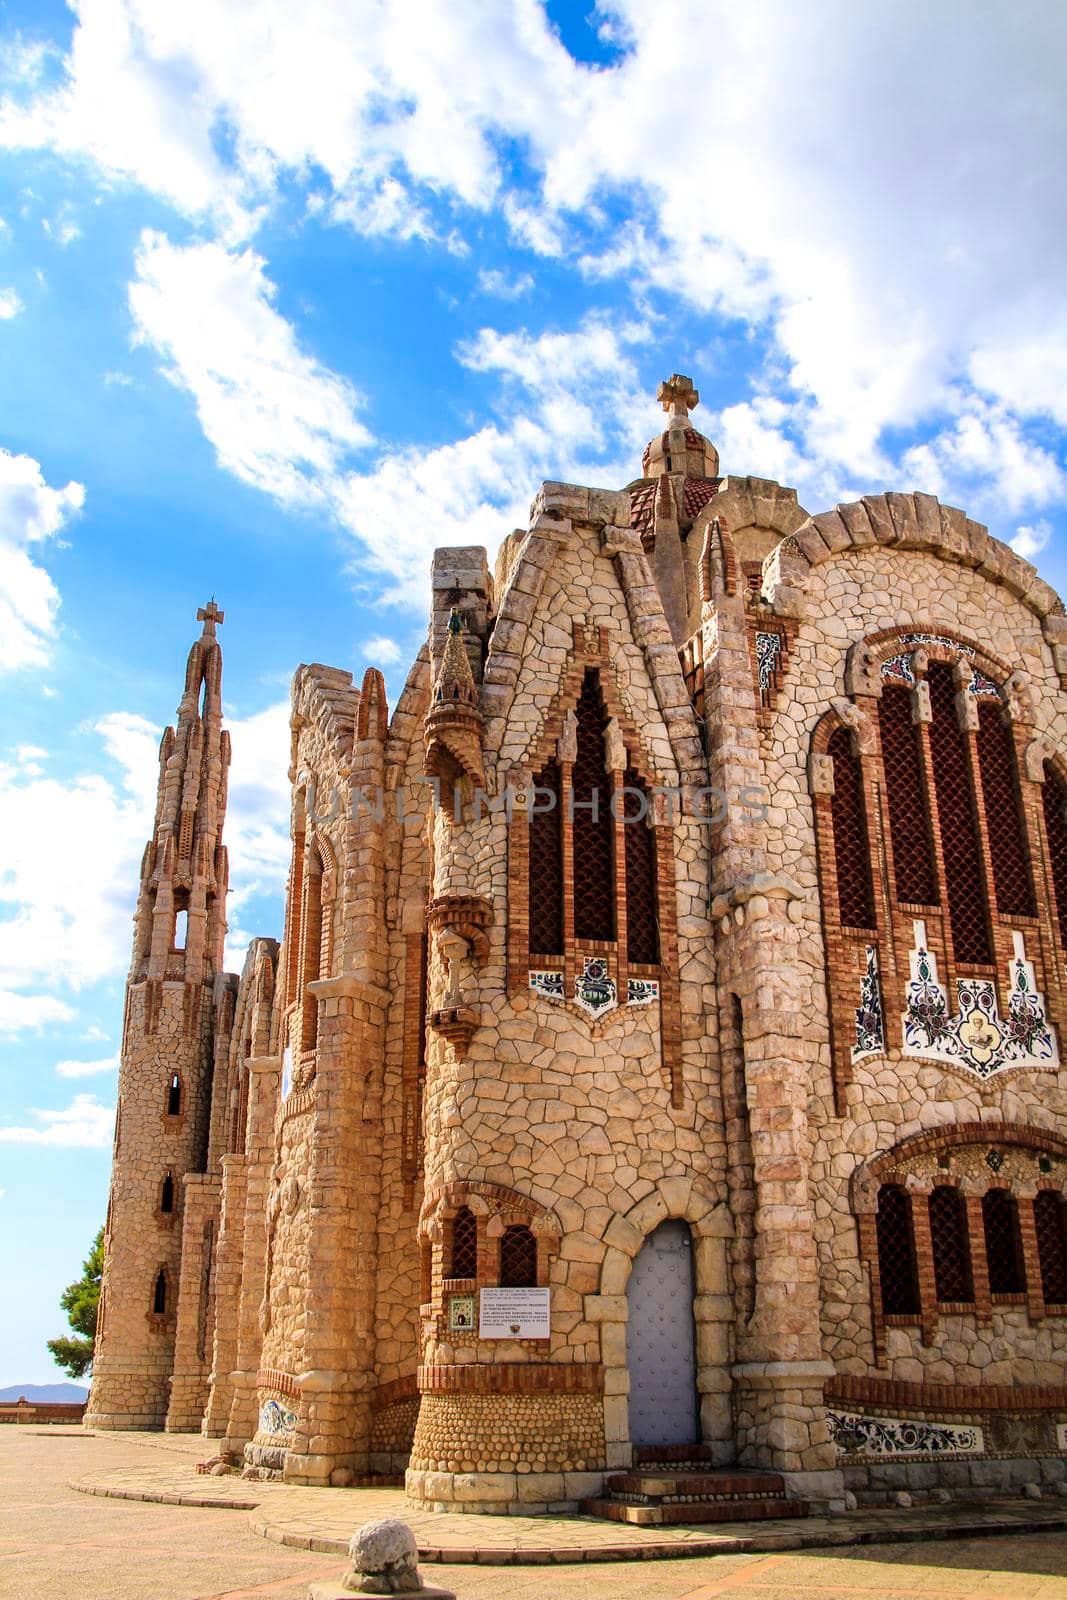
left=0, top=0, right=1065, bottom=1383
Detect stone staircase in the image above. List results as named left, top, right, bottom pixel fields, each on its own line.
left=581, top=1444, right=809, bottom=1526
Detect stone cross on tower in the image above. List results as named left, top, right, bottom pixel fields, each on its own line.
left=656, top=373, right=699, bottom=421
left=197, top=599, right=225, bottom=636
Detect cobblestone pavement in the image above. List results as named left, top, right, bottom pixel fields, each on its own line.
left=5, top=1429, right=1067, bottom=1599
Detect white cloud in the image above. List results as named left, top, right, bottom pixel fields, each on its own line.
left=0, top=992, right=75, bottom=1034
left=221, top=698, right=292, bottom=969
left=477, top=267, right=534, bottom=301
left=901, top=402, right=1066, bottom=517
left=0, top=287, right=22, bottom=319
left=1012, top=520, right=1053, bottom=562
left=103, top=370, right=135, bottom=387
left=129, top=231, right=372, bottom=506
left=54, top=1055, right=118, bottom=1078
left=6, top=1, right=1063, bottom=518
left=361, top=635, right=402, bottom=665
left=0, top=1093, right=114, bottom=1148
left=0, top=447, right=84, bottom=670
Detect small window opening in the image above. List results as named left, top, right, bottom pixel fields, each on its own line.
left=499, top=1224, right=538, bottom=1289
left=152, top=1269, right=167, bottom=1315
left=173, top=909, right=188, bottom=951
left=160, top=1173, right=174, bottom=1214
left=166, top=1073, right=182, bottom=1116
left=450, top=1207, right=478, bottom=1279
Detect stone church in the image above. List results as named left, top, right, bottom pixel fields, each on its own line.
left=87, top=376, right=1067, bottom=1517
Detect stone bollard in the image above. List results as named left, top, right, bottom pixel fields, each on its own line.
left=309, top=1518, right=456, bottom=1600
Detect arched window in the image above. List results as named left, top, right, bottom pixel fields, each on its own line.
left=827, top=726, right=874, bottom=928
left=152, top=1269, right=167, bottom=1316
left=982, top=1189, right=1026, bottom=1294
left=160, top=1172, right=174, bottom=1215
left=926, top=663, right=993, bottom=964
left=623, top=769, right=659, bottom=964
left=499, top=1224, right=538, bottom=1289
left=166, top=1073, right=182, bottom=1116
left=449, top=1207, right=478, bottom=1279
left=1034, top=1191, right=1067, bottom=1304
left=529, top=759, right=563, bottom=956
left=875, top=1185, right=919, bottom=1315
left=572, top=672, right=614, bottom=942
left=1042, top=762, right=1067, bottom=943
left=976, top=701, right=1035, bottom=917
left=929, top=1185, right=972, bottom=1303
left=878, top=686, right=937, bottom=905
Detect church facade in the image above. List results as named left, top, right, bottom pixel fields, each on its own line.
left=87, top=377, right=1067, bottom=1513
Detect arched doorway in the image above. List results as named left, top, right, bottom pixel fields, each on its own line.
left=626, top=1219, right=698, bottom=1446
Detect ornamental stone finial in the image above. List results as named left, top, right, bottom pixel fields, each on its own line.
left=197, top=598, right=224, bottom=636
left=656, top=373, right=699, bottom=420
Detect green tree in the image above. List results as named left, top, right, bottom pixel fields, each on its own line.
left=47, top=1228, right=103, bottom=1380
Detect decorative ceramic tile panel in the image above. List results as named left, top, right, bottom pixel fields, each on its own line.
left=259, top=1398, right=297, bottom=1436
left=853, top=944, right=885, bottom=1060
left=529, top=963, right=659, bottom=1018
left=755, top=631, right=783, bottom=692
left=901, top=921, right=1057, bottom=1079
left=829, top=1411, right=983, bottom=1457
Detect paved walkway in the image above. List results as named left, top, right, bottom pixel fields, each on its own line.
left=67, top=1428, right=1067, bottom=1564
left=5, top=1429, right=1067, bottom=1600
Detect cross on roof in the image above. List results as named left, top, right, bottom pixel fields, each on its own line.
left=197, top=599, right=225, bottom=634
left=657, top=373, right=699, bottom=419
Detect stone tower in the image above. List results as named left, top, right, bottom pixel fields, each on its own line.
left=87, top=603, right=231, bottom=1430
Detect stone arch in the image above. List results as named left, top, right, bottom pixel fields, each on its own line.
left=593, top=1176, right=734, bottom=1464
left=853, top=1121, right=1067, bottom=1213
left=760, top=492, right=1067, bottom=674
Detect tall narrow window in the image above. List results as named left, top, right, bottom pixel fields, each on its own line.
left=166, top=1073, right=182, bottom=1116
left=529, top=759, right=563, bottom=956
left=160, top=1172, right=174, bottom=1215
left=572, top=672, right=614, bottom=942
left=878, top=687, right=937, bottom=904
left=876, top=1184, right=919, bottom=1315
left=152, top=1269, right=167, bottom=1315
left=1034, top=1191, right=1067, bottom=1304
left=976, top=701, right=1035, bottom=917
left=926, top=664, right=993, bottom=964
left=450, top=1207, right=478, bottom=1279
left=929, top=1185, right=973, bottom=1302
left=623, top=770, right=659, bottom=964
left=1042, top=763, right=1067, bottom=943
left=301, top=847, right=323, bottom=1053
left=499, top=1224, right=537, bottom=1288
left=827, top=726, right=875, bottom=928
left=982, top=1189, right=1026, bottom=1294
left=173, top=908, right=188, bottom=951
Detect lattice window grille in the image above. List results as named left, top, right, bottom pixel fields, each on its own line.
left=529, top=759, right=564, bottom=956
left=449, top=1207, right=478, bottom=1280
left=1042, top=763, right=1067, bottom=946
left=982, top=1188, right=1026, bottom=1295
left=876, top=1185, right=920, bottom=1316
left=572, top=672, right=615, bottom=943
left=499, top=1224, right=538, bottom=1289
left=926, top=663, right=994, bottom=965
left=976, top=700, right=1035, bottom=917
left=1034, top=1191, right=1067, bottom=1304
left=878, top=686, right=937, bottom=905
left=929, top=1185, right=973, bottom=1302
left=828, top=726, right=875, bottom=928
left=623, top=769, right=659, bottom=965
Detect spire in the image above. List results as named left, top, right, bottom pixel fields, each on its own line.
left=641, top=371, right=719, bottom=481
left=434, top=607, right=478, bottom=707
left=132, top=604, right=231, bottom=985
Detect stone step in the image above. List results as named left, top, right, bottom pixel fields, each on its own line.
left=633, top=1443, right=718, bottom=1466
left=606, top=1469, right=786, bottom=1501
left=581, top=1495, right=809, bottom=1526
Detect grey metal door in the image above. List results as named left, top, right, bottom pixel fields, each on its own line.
left=625, top=1219, right=698, bottom=1446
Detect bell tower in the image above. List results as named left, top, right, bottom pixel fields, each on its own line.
left=86, top=603, right=230, bottom=1429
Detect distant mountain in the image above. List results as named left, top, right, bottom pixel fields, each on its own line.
left=0, top=1383, right=88, bottom=1403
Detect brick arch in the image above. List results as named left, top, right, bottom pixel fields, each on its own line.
left=419, top=1179, right=561, bottom=1239
left=858, top=1120, right=1067, bottom=1201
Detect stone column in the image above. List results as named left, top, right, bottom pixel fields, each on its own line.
left=281, top=975, right=390, bottom=1486
left=165, top=1172, right=222, bottom=1430
left=201, top=1151, right=247, bottom=1437
left=225, top=1053, right=279, bottom=1455
left=703, top=581, right=842, bottom=1505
